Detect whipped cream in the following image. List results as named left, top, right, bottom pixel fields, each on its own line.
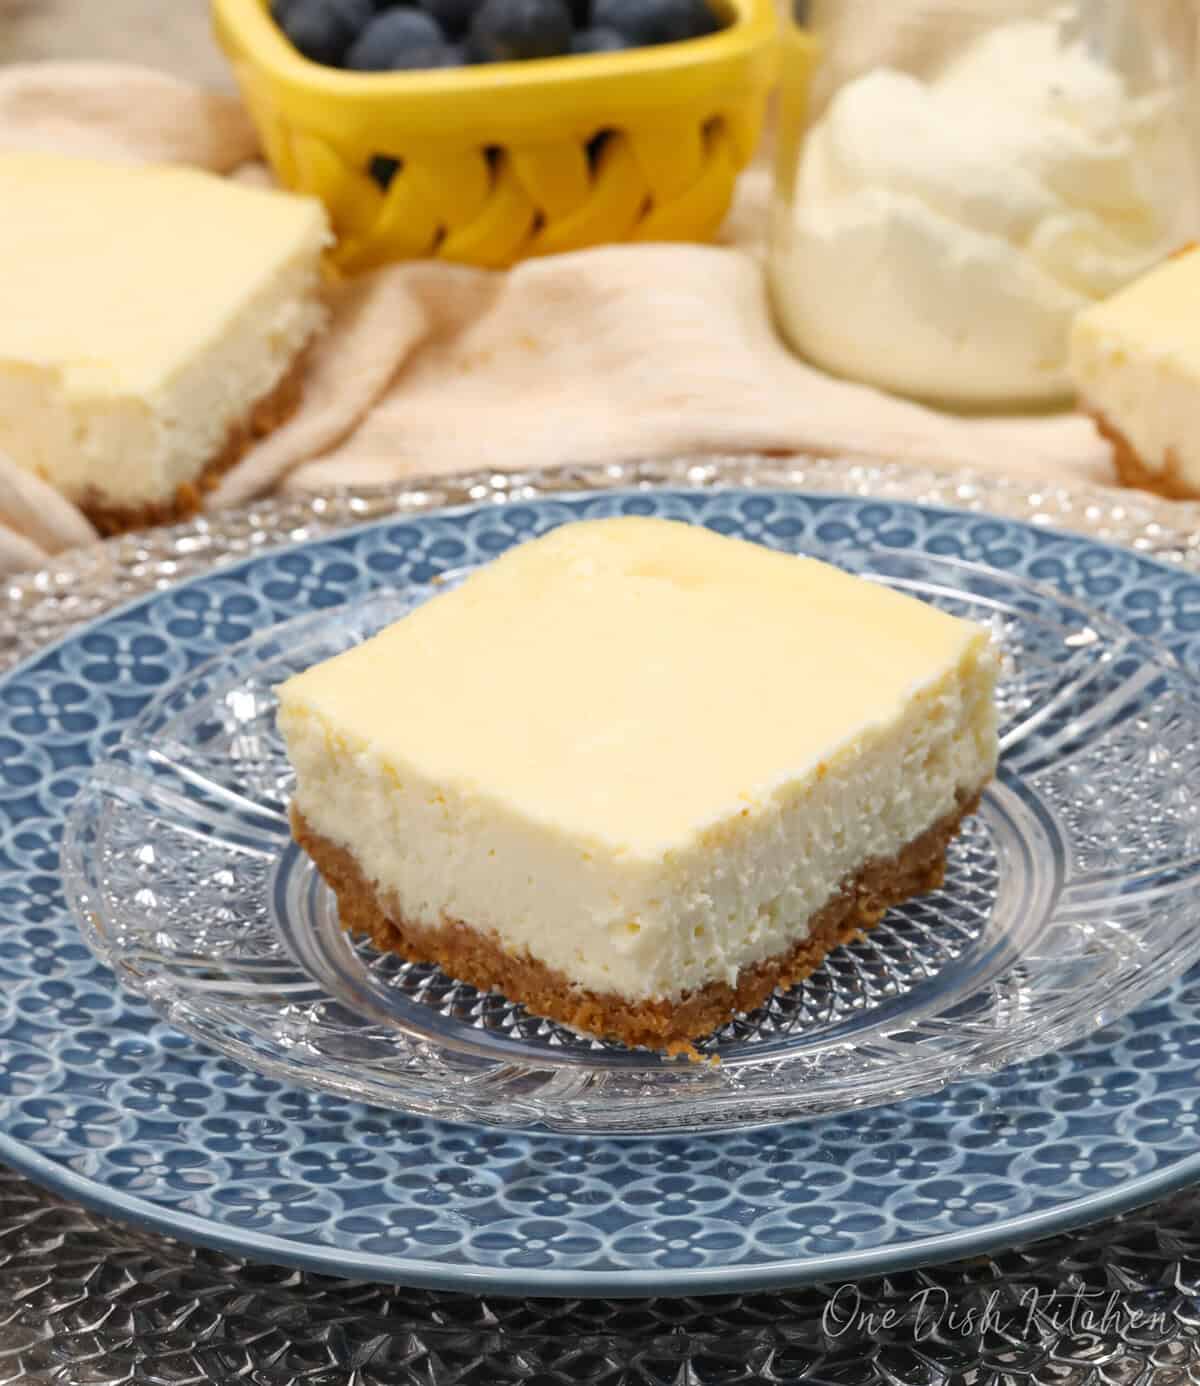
left=770, top=17, right=1194, bottom=407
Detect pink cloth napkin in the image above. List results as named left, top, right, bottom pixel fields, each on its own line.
left=0, top=61, right=1115, bottom=574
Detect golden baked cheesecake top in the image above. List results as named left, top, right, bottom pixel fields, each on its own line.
left=279, top=516, right=997, bottom=852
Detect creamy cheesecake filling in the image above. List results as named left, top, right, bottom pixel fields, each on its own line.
left=281, top=644, right=996, bottom=1003
left=0, top=259, right=324, bottom=509
left=1072, top=350, right=1200, bottom=495
left=0, top=153, right=330, bottom=510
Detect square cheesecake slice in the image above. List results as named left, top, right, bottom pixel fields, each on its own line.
left=0, top=153, right=330, bottom=533
left=1070, top=246, right=1200, bottom=499
left=277, top=517, right=1000, bottom=1052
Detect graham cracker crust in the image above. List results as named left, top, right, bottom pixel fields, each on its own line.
left=80, top=346, right=310, bottom=537
left=1090, top=406, right=1200, bottom=502
left=291, top=789, right=983, bottom=1054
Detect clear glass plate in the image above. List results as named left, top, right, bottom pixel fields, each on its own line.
left=62, top=529, right=1200, bottom=1135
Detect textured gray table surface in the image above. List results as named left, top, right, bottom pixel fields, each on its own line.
left=4, top=457, right=1200, bottom=1383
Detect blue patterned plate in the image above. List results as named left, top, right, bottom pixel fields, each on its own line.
left=5, top=488, right=1200, bottom=1294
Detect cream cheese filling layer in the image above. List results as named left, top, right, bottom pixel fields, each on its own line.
left=1074, top=355, right=1200, bottom=488
left=281, top=643, right=997, bottom=1005
left=0, top=255, right=326, bottom=509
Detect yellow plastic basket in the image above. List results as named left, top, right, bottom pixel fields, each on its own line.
left=212, top=0, right=779, bottom=270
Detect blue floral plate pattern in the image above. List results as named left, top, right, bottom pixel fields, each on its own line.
left=4, top=482, right=1200, bottom=1295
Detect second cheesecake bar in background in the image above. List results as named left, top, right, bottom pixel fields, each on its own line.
left=0, top=152, right=331, bottom=534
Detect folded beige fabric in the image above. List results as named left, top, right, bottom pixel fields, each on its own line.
left=0, top=62, right=256, bottom=169
left=0, top=453, right=89, bottom=572
left=0, top=61, right=1114, bottom=574
left=227, top=245, right=1110, bottom=502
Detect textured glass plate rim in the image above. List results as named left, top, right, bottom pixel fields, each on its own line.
left=58, top=537, right=1200, bottom=1130
left=4, top=453, right=1200, bottom=1296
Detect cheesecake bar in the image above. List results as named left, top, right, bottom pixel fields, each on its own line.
left=277, top=517, right=1000, bottom=1052
left=0, top=153, right=330, bottom=533
left=1070, top=246, right=1200, bottom=499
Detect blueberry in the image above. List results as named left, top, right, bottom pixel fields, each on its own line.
left=273, top=0, right=374, bottom=65
left=570, top=24, right=629, bottom=51
left=389, top=40, right=465, bottom=67
left=346, top=8, right=446, bottom=68
left=693, top=0, right=721, bottom=35
left=417, top=0, right=485, bottom=38
left=467, top=0, right=572, bottom=62
left=592, top=0, right=720, bottom=44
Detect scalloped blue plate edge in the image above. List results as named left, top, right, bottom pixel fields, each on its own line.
left=8, top=1127, right=1199, bottom=1296
left=8, top=485, right=1200, bottom=1295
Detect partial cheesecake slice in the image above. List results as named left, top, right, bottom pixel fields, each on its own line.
left=1070, top=246, right=1200, bottom=499
left=277, top=517, right=1000, bottom=1052
left=0, top=153, right=330, bottom=533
